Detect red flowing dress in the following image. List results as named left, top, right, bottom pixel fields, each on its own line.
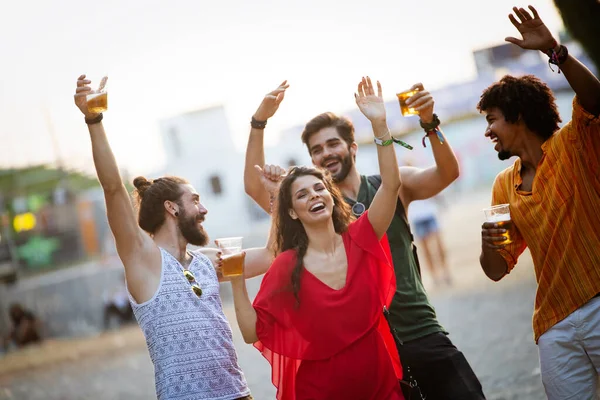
left=253, top=212, right=404, bottom=400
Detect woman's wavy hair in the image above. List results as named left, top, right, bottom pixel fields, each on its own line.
left=272, top=166, right=354, bottom=304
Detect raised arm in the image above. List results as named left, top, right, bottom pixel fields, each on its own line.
left=228, top=254, right=259, bottom=344
left=204, top=245, right=274, bottom=281
left=239, top=165, right=283, bottom=277
left=399, top=83, right=460, bottom=205
left=244, top=81, right=290, bottom=213
left=355, top=77, right=401, bottom=239
left=505, top=5, right=600, bottom=115
left=73, top=75, right=154, bottom=269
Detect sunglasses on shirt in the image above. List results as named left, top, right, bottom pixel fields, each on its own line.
left=183, top=269, right=202, bottom=298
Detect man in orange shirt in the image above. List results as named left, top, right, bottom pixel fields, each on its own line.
left=479, top=5, right=600, bottom=399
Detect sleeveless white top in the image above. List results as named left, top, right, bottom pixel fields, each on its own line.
left=407, top=198, right=438, bottom=223
left=128, top=248, right=250, bottom=400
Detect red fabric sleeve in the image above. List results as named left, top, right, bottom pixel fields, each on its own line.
left=253, top=251, right=301, bottom=399
left=348, top=212, right=402, bottom=379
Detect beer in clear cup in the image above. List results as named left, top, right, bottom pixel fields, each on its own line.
left=483, top=204, right=513, bottom=245
left=215, top=237, right=243, bottom=277
left=397, top=89, right=419, bottom=116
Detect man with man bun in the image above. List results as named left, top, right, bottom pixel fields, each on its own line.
left=74, top=74, right=270, bottom=400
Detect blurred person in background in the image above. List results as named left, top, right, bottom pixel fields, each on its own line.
left=404, top=159, right=452, bottom=287
left=2, top=303, right=42, bottom=351
left=479, top=5, right=600, bottom=399
left=407, top=196, right=451, bottom=287
left=243, top=78, right=485, bottom=399
left=102, top=272, right=134, bottom=330
left=74, top=74, right=272, bottom=400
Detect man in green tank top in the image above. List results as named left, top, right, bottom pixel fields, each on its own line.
left=244, top=81, right=485, bottom=399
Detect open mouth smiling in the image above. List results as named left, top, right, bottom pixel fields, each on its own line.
left=309, top=202, right=326, bottom=213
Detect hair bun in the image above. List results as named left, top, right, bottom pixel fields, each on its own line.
left=133, top=176, right=152, bottom=197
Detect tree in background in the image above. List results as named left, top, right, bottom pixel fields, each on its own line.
left=554, top=0, right=600, bottom=69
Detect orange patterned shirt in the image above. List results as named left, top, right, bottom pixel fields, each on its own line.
left=491, top=97, right=600, bottom=342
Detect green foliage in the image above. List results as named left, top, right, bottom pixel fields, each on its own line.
left=0, top=165, right=99, bottom=202
left=17, top=235, right=61, bottom=268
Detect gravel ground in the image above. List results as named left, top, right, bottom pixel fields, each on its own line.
left=0, top=270, right=544, bottom=400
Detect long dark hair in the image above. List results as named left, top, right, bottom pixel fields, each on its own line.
left=272, top=166, right=354, bottom=304
left=133, top=176, right=188, bottom=234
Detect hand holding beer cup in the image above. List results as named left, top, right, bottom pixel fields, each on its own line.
left=74, top=74, right=108, bottom=119
left=401, top=83, right=434, bottom=123
left=482, top=204, right=513, bottom=249
left=215, top=237, right=245, bottom=278
left=253, top=80, right=290, bottom=122
left=216, top=250, right=246, bottom=281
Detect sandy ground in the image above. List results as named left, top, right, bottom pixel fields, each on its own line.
left=0, top=191, right=549, bottom=400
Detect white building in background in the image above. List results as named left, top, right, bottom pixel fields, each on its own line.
left=155, top=39, right=593, bottom=243
left=157, top=106, right=253, bottom=240
left=156, top=105, right=309, bottom=243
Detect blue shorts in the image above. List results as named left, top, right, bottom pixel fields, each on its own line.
left=412, top=216, right=439, bottom=240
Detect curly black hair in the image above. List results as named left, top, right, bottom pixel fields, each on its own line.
left=477, top=75, right=561, bottom=140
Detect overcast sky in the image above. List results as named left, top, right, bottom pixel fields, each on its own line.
left=0, top=0, right=564, bottom=176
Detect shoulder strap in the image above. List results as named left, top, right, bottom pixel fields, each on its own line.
left=366, top=175, right=411, bottom=239
left=366, top=175, right=422, bottom=278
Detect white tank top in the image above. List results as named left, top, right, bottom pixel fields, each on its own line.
left=408, top=198, right=438, bottom=223
left=128, top=248, right=250, bottom=400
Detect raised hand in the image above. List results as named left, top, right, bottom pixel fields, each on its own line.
left=253, top=81, right=290, bottom=122
left=355, top=76, right=386, bottom=123
left=505, top=5, right=555, bottom=51
left=73, top=74, right=106, bottom=119
left=254, top=164, right=286, bottom=195
left=405, top=83, right=434, bottom=124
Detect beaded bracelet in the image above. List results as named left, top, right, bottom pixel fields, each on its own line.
left=420, top=113, right=445, bottom=148
left=422, top=129, right=445, bottom=148
left=545, top=40, right=568, bottom=74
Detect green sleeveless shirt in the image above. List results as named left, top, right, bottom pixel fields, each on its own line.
left=347, top=175, right=445, bottom=342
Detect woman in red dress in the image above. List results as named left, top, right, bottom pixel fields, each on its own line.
left=229, top=77, right=405, bottom=400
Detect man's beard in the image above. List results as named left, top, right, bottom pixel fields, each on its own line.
left=324, top=153, right=354, bottom=183
left=178, top=209, right=209, bottom=246
left=498, top=150, right=512, bottom=161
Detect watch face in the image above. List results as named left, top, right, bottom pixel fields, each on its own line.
left=352, top=202, right=366, bottom=217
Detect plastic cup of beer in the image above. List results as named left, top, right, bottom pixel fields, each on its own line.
left=483, top=204, right=513, bottom=245
left=396, top=88, right=419, bottom=117
left=87, top=76, right=108, bottom=114
left=87, top=91, right=107, bottom=114
left=215, top=237, right=243, bottom=277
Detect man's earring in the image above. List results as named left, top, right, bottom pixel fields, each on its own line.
left=174, top=211, right=179, bottom=217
